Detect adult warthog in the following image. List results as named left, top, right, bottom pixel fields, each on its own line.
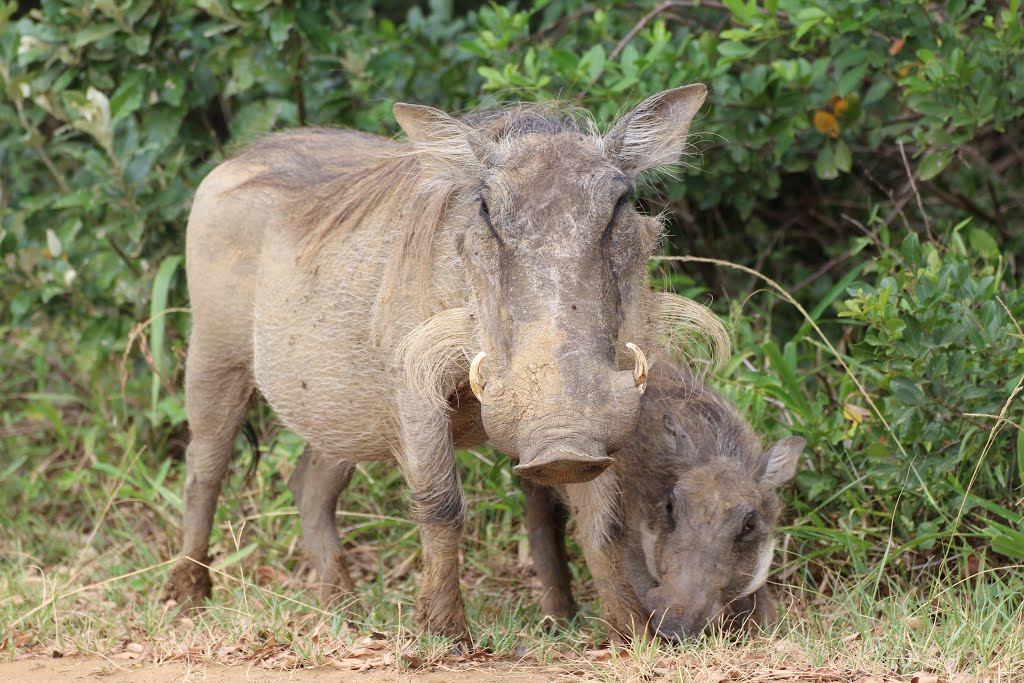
left=163, top=85, right=727, bottom=641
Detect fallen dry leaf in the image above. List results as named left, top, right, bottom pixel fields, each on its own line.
left=257, top=565, right=287, bottom=587
left=328, top=657, right=372, bottom=671
left=966, top=554, right=981, bottom=583
left=854, top=676, right=885, bottom=683
left=910, top=673, right=939, bottom=683
left=584, top=648, right=614, bottom=662
left=401, top=652, right=424, bottom=668
left=906, top=616, right=925, bottom=630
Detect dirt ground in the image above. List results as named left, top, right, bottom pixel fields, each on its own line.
left=0, top=658, right=559, bottom=683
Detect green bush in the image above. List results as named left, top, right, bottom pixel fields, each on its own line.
left=2, top=0, right=1022, bottom=586
left=714, top=223, right=1024, bottom=581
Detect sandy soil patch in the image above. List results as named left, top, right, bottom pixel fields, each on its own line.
left=1, top=658, right=556, bottom=683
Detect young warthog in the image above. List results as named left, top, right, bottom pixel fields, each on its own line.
left=525, top=362, right=804, bottom=639
left=165, top=87, right=728, bottom=641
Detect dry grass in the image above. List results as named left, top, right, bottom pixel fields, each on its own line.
left=2, top=442, right=1020, bottom=683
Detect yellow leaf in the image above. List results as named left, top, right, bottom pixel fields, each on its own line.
left=813, top=110, right=840, bottom=138
left=843, top=404, right=871, bottom=424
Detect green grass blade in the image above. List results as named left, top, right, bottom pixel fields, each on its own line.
left=149, top=254, right=183, bottom=423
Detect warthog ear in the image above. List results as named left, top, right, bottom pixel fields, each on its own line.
left=759, top=437, right=805, bottom=488
left=393, top=102, right=491, bottom=171
left=604, top=84, right=708, bottom=176
left=663, top=413, right=699, bottom=464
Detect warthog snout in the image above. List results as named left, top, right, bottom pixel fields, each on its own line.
left=644, top=581, right=726, bottom=640
left=513, top=445, right=613, bottom=486
left=478, top=350, right=645, bottom=486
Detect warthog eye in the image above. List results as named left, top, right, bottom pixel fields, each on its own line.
left=737, top=511, right=757, bottom=541
left=665, top=490, right=676, bottom=523
left=604, top=192, right=630, bottom=240
left=479, top=197, right=500, bottom=242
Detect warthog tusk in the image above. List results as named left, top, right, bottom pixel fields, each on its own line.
left=469, top=351, right=487, bottom=400
left=626, top=342, right=648, bottom=393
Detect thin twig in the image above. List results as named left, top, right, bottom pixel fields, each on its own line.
left=610, top=1, right=679, bottom=62
left=998, top=295, right=1024, bottom=340
left=961, top=413, right=1024, bottom=433
left=585, top=0, right=742, bottom=92
left=790, top=251, right=853, bottom=294
left=898, top=140, right=934, bottom=241
left=840, top=213, right=902, bottom=264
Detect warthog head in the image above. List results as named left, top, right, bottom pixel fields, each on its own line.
left=395, top=86, right=712, bottom=486
left=625, top=386, right=804, bottom=638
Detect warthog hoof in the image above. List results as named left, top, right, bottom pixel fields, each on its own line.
left=514, top=448, right=613, bottom=486
left=163, top=559, right=212, bottom=608
left=320, top=585, right=363, bottom=622
left=418, top=607, right=472, bottom=647
left=539, top=590, right=577, bottom=625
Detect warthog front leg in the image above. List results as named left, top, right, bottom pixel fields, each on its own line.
left=397, top=402, right=470, bottom=644
left=564, top=471, right=647, bottom=640
left=522, top=480, right=576, bottom=622
left=288, top=445, right=358, bottom=609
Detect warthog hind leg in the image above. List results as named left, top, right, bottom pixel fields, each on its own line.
left=164, top=344, right=254, bottom=607
left=522, top=480, right=576, bottom=622
left=288, top=445, right=359, bottom=610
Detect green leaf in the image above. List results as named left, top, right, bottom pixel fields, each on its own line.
left=838, top=63, right=867, bottom=97
left=229, top=99, right=294, bottom=140
left=269, top=6, right=295, bottom=46
left=210, top=542, right=259, bottom=571
left=580, top=44, right=605, bottom=82
left=967, top=228, right=999, bottom=258
left=902, top=232, right=922, bottom=268
left=110, top=72, right=146, bottom=122
left=889, top=377, right=924, bottom=405
left=815, top=145, right=838, bottom=180
left=722, top=0, right=754, bottom=24
left=762, top=341, right=811, bottom=418
left=149, top=255, right=183, bottom=422
left=918, top=149, right=953, bottom=180
left=1017, top=420, right=1024, bottom=489
left=477, top=66, right=505, bottom=89
left=834, top=139, right=852, bottom=173
left=794, top=7, right=828, bottom=40
left=70, top=23, right=118, bottom=48
left=717, top=41, right=756, bottom=59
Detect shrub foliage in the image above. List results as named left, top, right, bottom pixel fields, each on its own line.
left=2, top=0, right=1022, bottom=592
